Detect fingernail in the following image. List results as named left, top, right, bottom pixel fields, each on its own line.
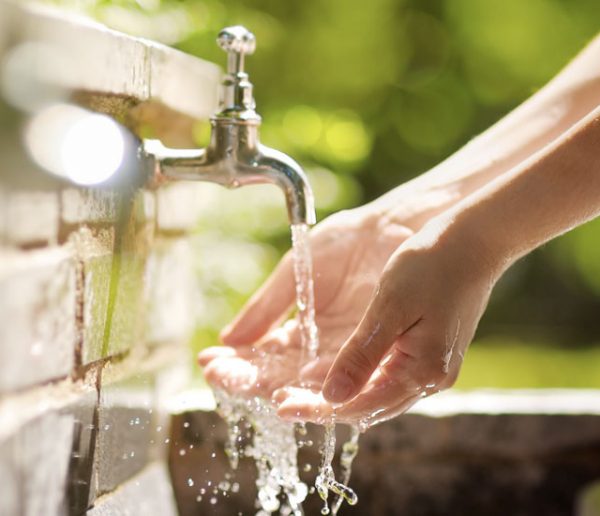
left=323, top=374, right=354, bottom=403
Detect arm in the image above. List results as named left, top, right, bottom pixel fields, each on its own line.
left=221, top=33, right=600, bottom=346
left=307, top=106, right=600, bottom=425
left=368, top=33, right=600, bottom=230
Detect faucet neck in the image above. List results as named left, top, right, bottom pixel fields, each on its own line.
left=215, top=25, right=261, bottom=122
left=216, top=71, right=260, bottom=122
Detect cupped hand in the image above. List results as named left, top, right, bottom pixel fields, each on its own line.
left=275, top=220, right=499, bottom=427
left=198, top=207, right=414, bottom=400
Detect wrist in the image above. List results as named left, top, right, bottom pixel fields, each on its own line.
left=414, top=210, right=510, bottom=287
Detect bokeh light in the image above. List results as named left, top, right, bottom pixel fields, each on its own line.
left=24, top=103, right=125, bottom=185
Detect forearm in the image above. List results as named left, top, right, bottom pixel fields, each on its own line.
left=368, top=33, right=600, bottom=229
left=443, top=105, right=600, bottom=279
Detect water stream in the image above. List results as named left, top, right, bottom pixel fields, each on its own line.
left=290, top=224, right=319, bottom=364
left=212, top=223, right=360, bottom=514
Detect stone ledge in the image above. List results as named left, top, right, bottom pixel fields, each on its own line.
left=0, top=0, right=220, bottom=143
left=169, top=389, right=600, bottom=516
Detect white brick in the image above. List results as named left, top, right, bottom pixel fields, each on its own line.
left=69, top=227, right=114, bottom=364
left=1, top=189, right=59, bottom=246
left=87, top=462, right=178, bottom=516
left=61, top=188, right=117, bottom=225
left=0, top=246, right=76, bottom=392
left=145, top=238, right=197, bottom=345
left=94, top=379, right=155, bottom=494
left=0, top=410, right=74, bottom=516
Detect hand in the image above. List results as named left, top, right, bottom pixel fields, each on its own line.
left=198, top=206, right=414, bottom=400
left=275, top=219, right=499, bottom=427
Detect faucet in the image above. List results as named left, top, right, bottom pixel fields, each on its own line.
left=143, top=26, right=316, bottom=226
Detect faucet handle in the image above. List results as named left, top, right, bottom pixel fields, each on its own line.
left=218, top=26, right=256, bottom=57
left=215, top=26, right=259, bottom=119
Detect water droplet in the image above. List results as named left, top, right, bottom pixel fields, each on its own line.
left=179, top=449, right=186, bottom=456
left=183, top=421, right=190, bottom=428
left=210, top=497, right=218, bottom=505
left=187, top=478, right=194, bottom=487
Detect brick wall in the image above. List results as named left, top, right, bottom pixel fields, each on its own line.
left=0, top=181, right=205, bottom=515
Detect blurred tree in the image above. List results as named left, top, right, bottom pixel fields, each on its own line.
left=45, top=0, right=600, bottom=386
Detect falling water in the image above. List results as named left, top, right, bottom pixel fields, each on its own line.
left=315, top=424, right=359, bottom=515
left=210, top=222, right=360, bottom=514
left=214, top=389, right=307, bottom=516
left=291, top=224, right=319, bottom=363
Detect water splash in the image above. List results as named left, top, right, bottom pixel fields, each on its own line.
left=315, top=423, right=359, bottom=515
left=209, top=223, right=359, bottom=514
left=214, top=389, right=307, bottom=515
left=332, top=426, right=360, bottom=515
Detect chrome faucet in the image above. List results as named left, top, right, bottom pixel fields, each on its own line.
left=143, top=26, right=315, bottom=226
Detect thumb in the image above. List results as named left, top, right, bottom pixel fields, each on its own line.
left=221, top=252, right=295, bottom=346
left=322, top=288, right=410, bottom=404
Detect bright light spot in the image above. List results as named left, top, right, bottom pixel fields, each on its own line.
left=324, top=112, right=371, bottom=163
left=283, top=105, right=323, bottom=148
left=61, top=114, right=124, bottom=185
left=24, top=103, right=125, bottom=185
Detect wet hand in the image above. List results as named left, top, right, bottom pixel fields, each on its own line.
left=275, top=220, right=499, bottom=427
left=198, top=207, right=414, bottom=399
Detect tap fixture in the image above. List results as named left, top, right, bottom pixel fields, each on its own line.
left=143, top=26, right=316, bottom=226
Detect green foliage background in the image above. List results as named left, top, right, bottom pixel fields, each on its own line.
left=49, top=0, right=600, bottom=388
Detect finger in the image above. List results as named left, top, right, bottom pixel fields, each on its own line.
left=322, top=288, right=414, bottom=404
left=203, top=357, right=258, bottom=394
left=197, top=346, right=237, bottom=367
left=297, top=355, right=336, bottom=388
left=334, top=340, right=437, bottom=425
left=221, top=251, right=296, bottom=346
left=337, top=388, right=420, bottom=427
left=276, top=388, right=334, bottom=424
left=334, top=365, right=420, bottom=424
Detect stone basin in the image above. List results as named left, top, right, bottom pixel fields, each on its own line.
left=168, top=389, right=600, bottom=516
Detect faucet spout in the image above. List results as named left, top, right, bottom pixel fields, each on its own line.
left=142, top=25, right=316, bottom=226
left=255, top=144, right=316, bottom=226
left=142, top=125, right=315, bottom=226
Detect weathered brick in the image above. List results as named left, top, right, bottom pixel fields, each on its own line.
left=145, top=238, right=197, bottom=345
left=0, top=408, right=74, bottom=515
left=156, top=182, right=206, bottom=233
left=87, top=462, right=178, bottom=516
left=70, top=227, right=115, bottom=364
left=132, top=190, right=156, bottom=225
left=66, top=390, right=100, bottom=514
left=0, top=188, right=59, bottom=246
left=61, top=188, right=118, bottom=225
left=94, top=376, right=156, bottom=495
left=104, top=250, right=145, bottom=357
left=0, top=246, right=76, bottom=392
